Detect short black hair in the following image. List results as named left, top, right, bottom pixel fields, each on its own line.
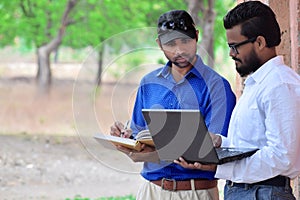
left=223, top=1, right=281, bottom=47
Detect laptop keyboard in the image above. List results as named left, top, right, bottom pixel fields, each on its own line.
left=216, top=148, right=243, bottom=159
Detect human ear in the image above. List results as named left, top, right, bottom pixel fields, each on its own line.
left=256, top=36, right=267, bottom=49
left=156, top=38, right=163, bottom=49
left=195, top=30, right=199, bottom=42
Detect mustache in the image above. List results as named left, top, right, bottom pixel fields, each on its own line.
left=232, top=57, right=241, bottom=63
left=174, top=54, right=188, bottom=60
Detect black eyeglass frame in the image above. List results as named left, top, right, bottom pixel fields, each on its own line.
left=229, top=37, right=257, bottom=54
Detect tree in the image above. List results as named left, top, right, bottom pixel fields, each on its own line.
left=0, top=0, right=80, bottom=93
left=36, top=0, right=78, bottom=93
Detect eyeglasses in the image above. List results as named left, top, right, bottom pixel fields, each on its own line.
left=160, top=19, right=189, bottom=31
left=228, top=37, right=257, bottom=54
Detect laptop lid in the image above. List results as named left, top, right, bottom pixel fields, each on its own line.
left=142, top=109, right=258, bottom=164
left=142, top=109, right=220, bottom=163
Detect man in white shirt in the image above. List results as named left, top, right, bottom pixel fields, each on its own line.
left=175, top=1, right=300, bottom=199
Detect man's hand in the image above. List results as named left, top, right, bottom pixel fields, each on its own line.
left=110, top=122, right=159, bottom=162
left=210, top=132, right=222, bottom=147
left=174, top=157, right=216, bottom=171
left=110, top=121, right=132, bottom=138
left=116, top=144, right=159, bottom=163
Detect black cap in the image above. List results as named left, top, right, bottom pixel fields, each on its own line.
left=157, top=10, right=197, bottom=44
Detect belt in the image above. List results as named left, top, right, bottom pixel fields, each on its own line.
left=227, top=175, right=290, bottom=188
left=151, top=178, right=217, bottom=191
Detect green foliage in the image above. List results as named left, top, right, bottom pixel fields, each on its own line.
left=0, top=0, right=235, bottom=51
left=64, top=0, right=186, bottom=48
left=4, top=1, right=68, bottom=48
left=0, top=0, right=188, bottom=48
left=65, top=194, right=135, bottom=200
left=157, top=57, right=166, bottom=65
left=0, top=0, right=236, bottom=81
left=214, top=0, right=236, bottom=51
left=0, top=1, right=20, bottom=46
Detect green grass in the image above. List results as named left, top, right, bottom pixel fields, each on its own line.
left=65, top=195, right=136, bottom=200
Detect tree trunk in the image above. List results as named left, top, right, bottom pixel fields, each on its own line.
left=96, top=46, right=104, bottom=85
left=187, top=0, right=202, bottom=26
left=187, top=0, right=216, bottom=67
left=36, top=46, right=51, bottom=94
left=36, top=0, right=78, bottom=94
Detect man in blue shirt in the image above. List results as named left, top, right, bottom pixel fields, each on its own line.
left=110, top=10, right=236, bottom=200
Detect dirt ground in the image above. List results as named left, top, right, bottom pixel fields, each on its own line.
left=0, top=133, right=144, bottom=199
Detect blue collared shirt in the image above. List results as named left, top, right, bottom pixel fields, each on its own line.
left=131, top=55, right=236, bottom=180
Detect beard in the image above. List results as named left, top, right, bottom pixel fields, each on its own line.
left=234, top=49, right=261, bottom=77
left=172, top=55, right=193, bottom=68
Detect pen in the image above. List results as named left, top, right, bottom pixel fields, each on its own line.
left=120, top=120, right=130, bottom=137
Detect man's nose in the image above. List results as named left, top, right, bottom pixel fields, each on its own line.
left=174, top=45, right=184, bottom=55
left=229, top=48, right=237, bottom=57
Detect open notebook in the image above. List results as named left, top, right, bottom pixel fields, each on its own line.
left=142, top=109, right=258, bottom=164
left=94, top=130, right=154, bottom=151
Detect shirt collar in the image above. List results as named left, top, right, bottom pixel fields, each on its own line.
left=245, top=56, right=284, bottom=85
left=156, top=61, right=172, bottom=78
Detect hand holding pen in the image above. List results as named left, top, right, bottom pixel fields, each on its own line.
left=120, top=120, right=132, bottom=138
left=110, top=120, right=132, bottom=138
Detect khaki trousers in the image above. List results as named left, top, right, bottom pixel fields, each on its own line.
left=136, top=179, right=219, bottom=200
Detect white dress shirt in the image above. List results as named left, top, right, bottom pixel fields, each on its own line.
left=215, top=56, right=300, bottom=183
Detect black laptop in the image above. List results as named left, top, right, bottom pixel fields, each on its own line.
left=142, top=109, right=258, bottom=164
